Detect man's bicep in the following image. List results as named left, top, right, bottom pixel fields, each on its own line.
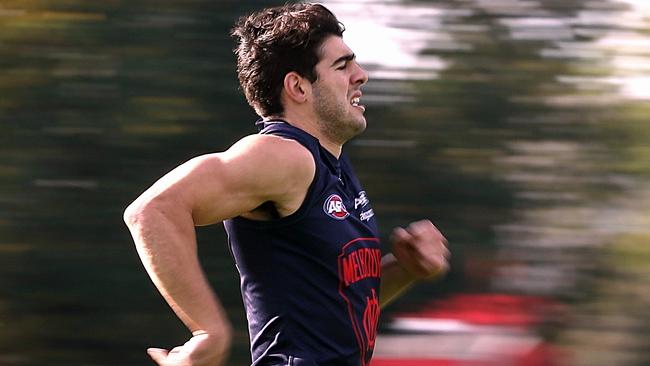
left=178, top=153, right=269, bottom=226
left=159, top=134, right=313, bottom=226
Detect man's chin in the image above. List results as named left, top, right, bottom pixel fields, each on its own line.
left=350, top=118, right=367, bottom=137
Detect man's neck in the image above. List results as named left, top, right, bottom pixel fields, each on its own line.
left=266, top=113, right=343, bottom=158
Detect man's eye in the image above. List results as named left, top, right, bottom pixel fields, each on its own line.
left=336, top=64, right=347, bottom=70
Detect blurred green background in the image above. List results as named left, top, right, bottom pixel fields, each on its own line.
left=1, top=0, right=649, bottom=365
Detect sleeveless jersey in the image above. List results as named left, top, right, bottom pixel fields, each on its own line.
left=223, top=120, right=382, bottom=366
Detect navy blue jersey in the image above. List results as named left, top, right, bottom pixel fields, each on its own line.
left=223, top=120, right=382, bottom=366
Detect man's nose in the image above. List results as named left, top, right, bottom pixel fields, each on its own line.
left=352, top=61, right=369, bottom=86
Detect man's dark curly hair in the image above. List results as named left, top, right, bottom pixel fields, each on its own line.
left=231, top=3, right=345, bottom=117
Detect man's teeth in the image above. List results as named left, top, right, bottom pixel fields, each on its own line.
left=351, top=97, right=360, bottom=106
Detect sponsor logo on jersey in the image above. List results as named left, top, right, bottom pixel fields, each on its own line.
left=360, top=209, right=374, bottom=222
left=355, top=191, right=370, bottom=209
left=324, top=194, right=349, bottom=220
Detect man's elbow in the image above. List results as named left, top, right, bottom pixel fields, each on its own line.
left=123, top=193, right=190, bottom=234
left=123, top=195, right=160, bottom=229
left=123, top=197, right=168, bottom=254
left=124, top=200, right=144, bottom=231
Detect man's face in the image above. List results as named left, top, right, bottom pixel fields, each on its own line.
left=311, top=36, right=369, bottom=144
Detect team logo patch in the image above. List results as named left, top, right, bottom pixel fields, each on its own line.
left=323, top=194, right=349, bottom=220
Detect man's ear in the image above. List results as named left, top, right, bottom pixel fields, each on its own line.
left=283, top=72, right=310, bottom=104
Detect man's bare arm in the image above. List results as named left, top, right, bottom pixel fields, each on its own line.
left=123, top=134, right=315, bottom=365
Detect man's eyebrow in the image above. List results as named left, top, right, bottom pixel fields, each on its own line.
left=331, top=53, right=355, bottom=67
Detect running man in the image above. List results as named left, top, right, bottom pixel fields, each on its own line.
left=124, top=3, right=450, bottom=366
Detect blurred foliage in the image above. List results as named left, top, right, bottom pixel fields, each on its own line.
left=1, top=0, right=649, bottom=365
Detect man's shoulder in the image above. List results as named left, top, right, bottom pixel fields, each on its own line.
left=217, top=133, right=315, bottom=216
left=228, top=133, right=313, bottom=163
left=222, top=133, right=315, bottom=184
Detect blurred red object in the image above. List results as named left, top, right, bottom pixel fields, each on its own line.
left=371, top=337, right=562, bottom=366
left=370, top=293, right=568, bottom=366
left=396, top=293, right=562, bottom=327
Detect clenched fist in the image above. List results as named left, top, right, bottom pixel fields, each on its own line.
left=391, top=219, right=450, bottom=279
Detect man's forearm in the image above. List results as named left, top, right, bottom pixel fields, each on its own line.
left=124, top=201, right=231, bottom=338
left=379, top=253, right=417, bottom=308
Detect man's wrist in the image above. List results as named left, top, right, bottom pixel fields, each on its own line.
left=382, top=253, right=419, bottom=283
left=192, top=314, right=233, bottom=340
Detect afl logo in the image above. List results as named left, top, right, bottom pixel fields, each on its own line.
left=323, top=194, right=349, bottom=220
